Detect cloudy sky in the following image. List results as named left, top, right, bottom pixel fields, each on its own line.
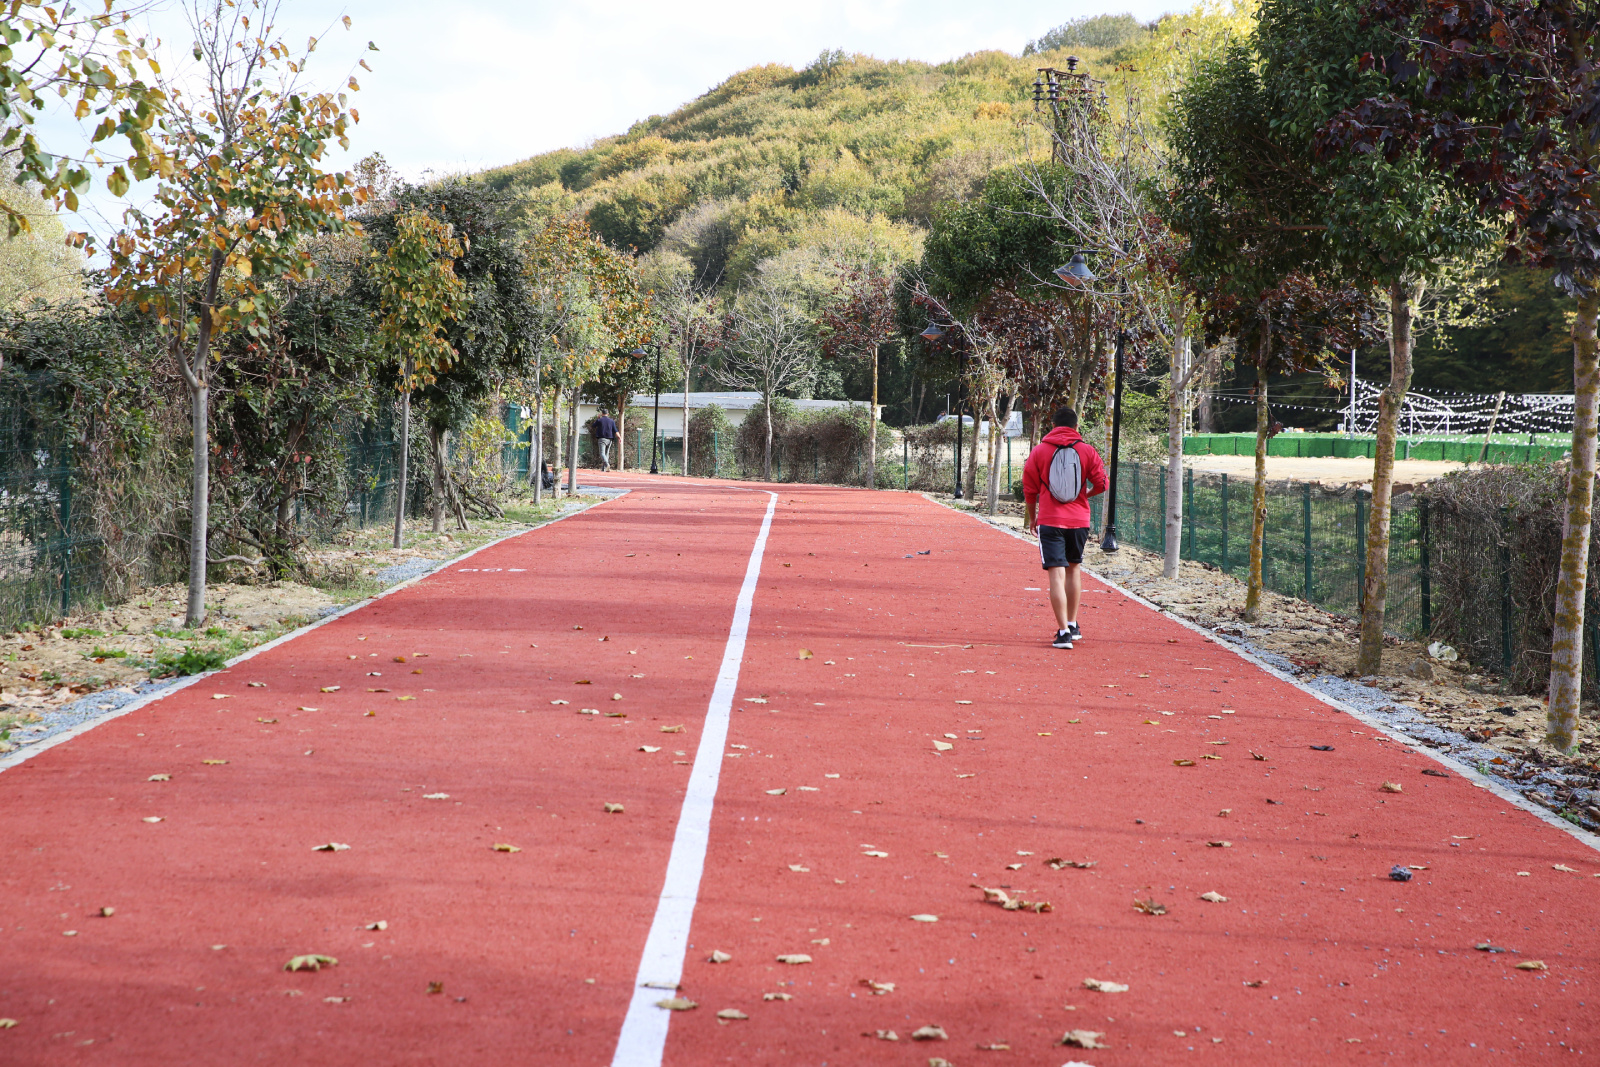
left=55, top=0, right=1175, bottom=235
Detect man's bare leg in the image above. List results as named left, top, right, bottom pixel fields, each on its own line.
left=1065, top=562, right=1082, bottom=628
left=1047, top=566, right=1070, bottom=631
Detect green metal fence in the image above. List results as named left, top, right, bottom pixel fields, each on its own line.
left=1184, top=431, right=1570, bottom=465
left=1089, top=460, right=1425, bottom=639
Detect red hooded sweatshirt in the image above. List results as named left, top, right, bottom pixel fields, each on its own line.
left=1022, top=426, right=1107, bottom=529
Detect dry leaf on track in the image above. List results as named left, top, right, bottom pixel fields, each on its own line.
left=366, top=921, right=387, bottom=931
left=1250, top=751, right=1267, bottom=761
left=1082, top=978, right=1128, bottom=993
left=492, top=843, right=521, bottom=853
left=798, top=649, right=813, bottom=659
left=320, top=687, right=341, bottom=693
left=1173, top=759, right=1195, bottom=767
left=211, top=694, right=231, bottom=700
left=247, top=682, right=266, bottom=688
left=763, top=992, right=792, bottom=1001
left=862, top=850, right=889, bottom=858
left=765, top=788, right=786, bottom=796
left=423, top=793, right=449, bottom=800
left=140, top=816, right=163, bottom=823
left=973, top=884, right=1052, bottom=912
left=284, top=954, right=337, bottom=972
left=1381, top=782, right=1403, bottom=793
left=776, top=954, right=813, bottom=965
left=716, top=1009, right=749, bottom=1021
left=1199, top=891, right=1229, bottom=903
left=909, top=914, right=939, bottom=923
left=1207, top=840, right=1232, bottom=848
left=932, top=740, right=953, bottom=752
left=638, top=746, right=661, bottom=753
left=604, top=803, right=625, bottom=814
left=1047, top=858, right=1095, bottom=869
left=1133, top=899, right=1168, bottom=915
left=860, top=979, right=895, bottom=994
left=910, top=1025, right=948, bottom=1041
left=1062, top=1029, right=1109, bottom=1049
left=661, top=725, right=684, bottom=733
left=787, top=864, right=810, bottom=872
left=312, top=843, right=350, bottom=852
left=1553, top=864, right=1579, bottom=873
left=202, top=759, right=228, bottom=765
left=147, top=773, right=170, bottom=782
left=656, top=997, right=696, bottom=1011
left=1516, top=960, right=1548, bottom=971
left=0, top=1019, right=16, bottom=1028
left=873, top=1030, right=899, bottom=1041
left=708, top=950, right=732, bottom=963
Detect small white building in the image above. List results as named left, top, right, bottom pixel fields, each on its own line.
left=575, top=392, right=882, bottom=436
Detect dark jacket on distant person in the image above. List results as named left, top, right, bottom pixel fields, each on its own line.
left=594, top=414, right=618, bottom=440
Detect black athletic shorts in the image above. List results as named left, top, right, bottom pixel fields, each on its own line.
left=1038, top=525, right=1089, bottom=569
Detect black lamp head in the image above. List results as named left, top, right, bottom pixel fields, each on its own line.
left=629, top=346, right=649, bottom=357
left=919, top=323, right=946, bottom=341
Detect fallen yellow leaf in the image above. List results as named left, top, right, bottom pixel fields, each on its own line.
left=147, top=773, right=170, bottom=782
left=284, top=954, right=337, bottom=972
left=492, top=843, right=521, bottom=853
left=604, top=803, right=625, bottom=814
left=1082, top=978, right=1128, bottom=993
left=716, top=1008, right=749, bottom=1021
left=775, top=954, right=812, bottom=965
left=656, top=997, right=696, bottom=1011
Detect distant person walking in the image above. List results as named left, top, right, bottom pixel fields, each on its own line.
left=1022, top=406, right=1106, bottom=649
left=592, top=409, right=618, bottom=471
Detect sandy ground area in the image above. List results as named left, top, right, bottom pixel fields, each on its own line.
left=932, top=491, right=1600, bottom=831
left=0, top=493, right=594, bottom=750
left=1184, top=452, right=1467, bottom=486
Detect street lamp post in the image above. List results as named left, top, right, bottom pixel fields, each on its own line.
left=1053, top=251, right=1126, bottom=552
left=920, top=323, right=964, bottom=499
left=631, top=344, right=664, bottom=474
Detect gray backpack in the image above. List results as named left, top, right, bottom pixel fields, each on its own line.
left=1046, top=444, right=1086, bottom=504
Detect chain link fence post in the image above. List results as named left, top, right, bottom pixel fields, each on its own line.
left=1419, top=499, right=1431, bottom=638
left=1185, top=467, right=1194, bottom=559
left=59, top=465, right=72, bottom=616
left=1500, top=504, right=1513, bottom=671
left=1221, top=473, right=1230, bottom=573
left=1302, top=481, right=1313, bottom=602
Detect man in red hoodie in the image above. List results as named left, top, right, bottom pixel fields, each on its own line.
left=1022, top=407, right=1107, bottom=649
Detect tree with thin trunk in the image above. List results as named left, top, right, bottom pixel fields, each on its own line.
left=104, top=0, right=362, bottom=627
left=1164, top=333, right=1230, bottom=579
left=1324, top=0, right=1600, bottom=748
left=372, top=210, right=464, bottom=548
left=717, top=278, right=815, bottom=481
left=819, top=263, right=896, bottom=488
left=1258, top=0, right=1497, bottom=674
left=656, top=273, right=721, bottom=476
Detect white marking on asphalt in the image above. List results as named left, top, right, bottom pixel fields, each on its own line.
left=611, top=489, right=778, bottom=1067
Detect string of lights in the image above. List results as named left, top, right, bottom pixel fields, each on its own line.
left=1206, top=379, right=1576, bottom=440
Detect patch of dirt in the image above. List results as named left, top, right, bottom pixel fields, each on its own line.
left=932, top=494, right=1600, bottom=833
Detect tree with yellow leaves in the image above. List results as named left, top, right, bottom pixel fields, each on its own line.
left=104, top=0, right=366, bottom=626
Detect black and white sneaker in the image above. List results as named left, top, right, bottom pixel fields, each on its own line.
left=1051, top=630, right=1075, bottom=649
left=1068, top=622, right=1083, bottom=641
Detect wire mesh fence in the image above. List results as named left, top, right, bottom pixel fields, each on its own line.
left=1088, top=460, right=1424, bottom=637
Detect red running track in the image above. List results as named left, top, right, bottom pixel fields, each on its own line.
left=0, top=476, right=1596, bottom=1065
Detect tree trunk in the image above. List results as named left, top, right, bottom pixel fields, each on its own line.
left=529, top=363, right=543, bottom=504
left=394, top=389, right=411, bottom=545
left=186, top=379, right=209, bottom=628
left=762, top=392, right=773, bottom=481
left=964, top=395, right=981, bottom=498
left=683, top=360, right=695, bottom=477
left=1357, top=282, right=1415, bottom=675
left=1164, top=333, right=1189, bottom=580
left=1244, top=323, right=1270, bottom=622
left=985, top=394, right=1012, bottom=515
left=867, top=344, right=879, bottom=489
left=430, top=424, right=446, bottom=534
left=1547, top=291, right=1600, bottom=749
left=567, top=383, right=581, bottom=495
left=615, top=401, right=625, bottom=472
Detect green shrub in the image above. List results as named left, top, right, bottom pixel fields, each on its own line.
left=150, top=647, right=228, bottom=678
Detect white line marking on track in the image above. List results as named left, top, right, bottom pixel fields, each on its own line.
left=611, top=489, right=778, bottom=1067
